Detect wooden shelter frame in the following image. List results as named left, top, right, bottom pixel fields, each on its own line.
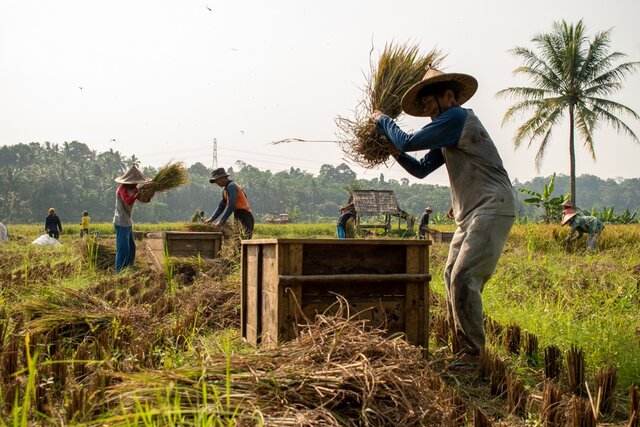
left=348, top=190, right=414, bottom=235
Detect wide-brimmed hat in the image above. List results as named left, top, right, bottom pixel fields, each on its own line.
left=561, top=209, right=578, bottom=225
left=209, top=167, right=230, bottom=183
left=401, top=68, right=478, bottom=117
left=115, top=164, right=150, bottom=184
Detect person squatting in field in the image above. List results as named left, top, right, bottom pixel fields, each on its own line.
left=372, top=67, right=516, bottom=365
left=561, top=202, right=604, bottom=250
left=113, top=164, right=148, bottom=273
left=205, top=167, right=255, bottom=239
left=45, top=207, right=63, bottom=239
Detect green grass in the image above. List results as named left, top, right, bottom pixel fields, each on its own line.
left=430, top=223, right=640, bottom=387
left=7, top=222, right=339, bottom=240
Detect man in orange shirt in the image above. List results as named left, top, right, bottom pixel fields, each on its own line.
left=205, top=168, right=254, bottom=239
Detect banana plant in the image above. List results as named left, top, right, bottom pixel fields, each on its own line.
left=590, top=206, right=616, bottom=223
left=519, top=173, right=567, bottom=223
left=616, top=209, right=637, bottom=224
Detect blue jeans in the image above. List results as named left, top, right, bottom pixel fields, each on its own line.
left=114, top=224, right=136, bottom=273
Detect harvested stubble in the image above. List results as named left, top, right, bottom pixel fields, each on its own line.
left=630, top=385, right=640, bottom=427
left=96, top=301, right=457, bottom=426
left=505, top=324, right=521, bottom=354
left=541, top=380, right=564, bottom=426
left=545, top=345, right=562, bottom=381
left=566, top=345, right=585, bottom=396
left=473, top=406, right=493, bottom=427
left=567, top=395, right=596, bottom=427
left=506, top=371, right=528, bottom=416
left=336, top=42, right=443, bottom=168
left=137, top=161, right=189, bottom=203
left=594, top=365, right=617, bottom=415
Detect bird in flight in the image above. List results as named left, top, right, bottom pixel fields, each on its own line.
left=206, top=5, right=213, bottom=12
left=78, top=86, right=83, bottom=90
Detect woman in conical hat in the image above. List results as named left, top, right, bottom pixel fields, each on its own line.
left=372, top=67, right=516, bottom=367
left=113, top=164, right=149, bottom=272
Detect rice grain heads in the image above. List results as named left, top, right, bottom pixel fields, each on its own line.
left=138, top=162, right=190, bottom=203
left=336, top=42, right=444, bottom=168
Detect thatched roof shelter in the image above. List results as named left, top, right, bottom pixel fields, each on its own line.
left=346, top=190, right=414, bottom=234
left=351, top=190, right=399, bottom=215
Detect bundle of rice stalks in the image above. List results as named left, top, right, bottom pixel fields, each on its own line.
left=174, top=279, right=240, bottom=330
left=15, top=287, right=155, bottom=348
left=81, top=236, right=116, bottom=271
left=138, top=161, right=190, bottom=203
left=181, top=222, right=218, bottom=232
left=95, top=297, right=454, bottom=426
left=336, top=41, right=444, bottom=168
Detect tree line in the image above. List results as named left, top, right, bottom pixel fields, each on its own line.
left=1, top=141, right=639, bottom=225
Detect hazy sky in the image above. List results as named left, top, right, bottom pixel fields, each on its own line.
left=1, top=0, right=639, bottom=186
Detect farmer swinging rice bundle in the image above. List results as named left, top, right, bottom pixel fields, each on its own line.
left=336, top=41, right=444, bottom=168
left=137, top=161, right=190, bottom=203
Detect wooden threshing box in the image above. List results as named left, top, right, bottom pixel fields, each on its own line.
left=241, top=239, right=431, bottom=349
left=427, top=229, right=455, bottom=243
left=146, top=231, right=223, bottom=271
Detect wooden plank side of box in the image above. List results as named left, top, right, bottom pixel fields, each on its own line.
left=302, top=295, right=406, bottom=333
left=260, top=243, right=281, bottom=348
left=145, top=241, right=165, bottom=272
left=243, top=244, right=262, bottom=346
left=167, top=240, right=218, bottom=258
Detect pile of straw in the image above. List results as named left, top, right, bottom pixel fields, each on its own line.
left=336, top=42, right=444, bottom=168
left=16, top=287, right=154, bottom=344
left=138, top=162, right=190, bottom=203
left=80, top=236, right=116, bottom=271
left=181, top=222, right=217, bottom=232
left=97, top=298, right=452, bottom=426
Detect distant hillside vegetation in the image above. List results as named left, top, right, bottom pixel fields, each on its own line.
left=1, top=142, right=638, bottom=223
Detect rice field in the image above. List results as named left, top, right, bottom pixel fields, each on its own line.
left=0, top=222, right=638, bottom=425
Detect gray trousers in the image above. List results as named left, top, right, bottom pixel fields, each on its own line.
left=444, top=213, right=514, bottom=355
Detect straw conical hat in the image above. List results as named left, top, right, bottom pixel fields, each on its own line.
left=115, top=164, right=150, bottom=184
left=561, top=209, right=578, bottom=225
left=401, top=68, right=478, bottom=117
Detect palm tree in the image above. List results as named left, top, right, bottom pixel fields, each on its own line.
left=498, top=19, right=640, bottom=205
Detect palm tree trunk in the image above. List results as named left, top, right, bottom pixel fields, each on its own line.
left=569, top=104, right=576, bottom=205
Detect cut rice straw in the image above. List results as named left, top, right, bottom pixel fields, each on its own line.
left=138, top=161, right=190, bottom=202
left=95, top=296, right=453, bottom=426
left=336, top=41, right=444, bottom=168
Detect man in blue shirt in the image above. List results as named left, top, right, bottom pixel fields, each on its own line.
left=373, top=68, right=515, bottom=365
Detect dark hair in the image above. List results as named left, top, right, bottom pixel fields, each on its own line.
left=417, top=81, right=461, bottom=100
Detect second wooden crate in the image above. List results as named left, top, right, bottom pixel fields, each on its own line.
left=146, top=231, right=223, bottom=271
